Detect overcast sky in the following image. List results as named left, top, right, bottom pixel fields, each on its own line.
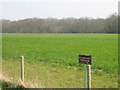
left=0, top=0, right=119, bottom=21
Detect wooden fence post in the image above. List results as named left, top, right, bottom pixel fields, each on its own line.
left=87, top=65, right=91, bottom=90
left=21, top=56, right=24, bottom=82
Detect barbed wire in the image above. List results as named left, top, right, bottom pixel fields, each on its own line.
left=2, top=54, right=83, bottom=69
left=1, top=54, right=119, bottom=75
left=2, top=55, right=20, bottom=59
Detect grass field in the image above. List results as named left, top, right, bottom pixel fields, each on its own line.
left=2, top=58, right=118, bottom=88
left=2, top=33, right=118, bottom=73
left=2, top=33, right=118, bottom=88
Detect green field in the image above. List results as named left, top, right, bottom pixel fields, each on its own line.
left=2, top=58, right=118, bottom=88
left=2, top=33, right=118, bottom=73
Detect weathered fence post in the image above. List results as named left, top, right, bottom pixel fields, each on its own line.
left=21, top=56, right=24, bottom=82
left=87, top=65, right=91, bottom=90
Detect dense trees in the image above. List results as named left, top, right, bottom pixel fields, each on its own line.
left=2, top=13, right=118, bottom=33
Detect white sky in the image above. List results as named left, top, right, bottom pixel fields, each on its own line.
left=0, top=0, right=119, bottom=21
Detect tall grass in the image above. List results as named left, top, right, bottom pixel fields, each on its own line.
left=2, top=58, right=118, bottom=88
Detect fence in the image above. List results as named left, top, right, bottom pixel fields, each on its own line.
left=1, top=54, right=118, bottom=75
left=1, top=54, right=119, bottom=88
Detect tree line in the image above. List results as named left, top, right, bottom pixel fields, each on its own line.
left=2, top=13, right=118, bottom=33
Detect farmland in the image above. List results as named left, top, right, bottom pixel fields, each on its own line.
left=1, top=33, right=118, bottom=88
left=2, top=33, right=118, bottom=73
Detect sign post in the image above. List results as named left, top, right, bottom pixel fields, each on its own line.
left=84, top=64, right=87, bottom=88
left=87, top=65, right=91, bottom=89
left=79, top=54, right=92, bottom=89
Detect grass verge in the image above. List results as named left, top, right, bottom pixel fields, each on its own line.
left=2, top=58, right=118, bottom=88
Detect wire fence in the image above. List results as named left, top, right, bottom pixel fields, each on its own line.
left=1, top=54, right=119, bottom=75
